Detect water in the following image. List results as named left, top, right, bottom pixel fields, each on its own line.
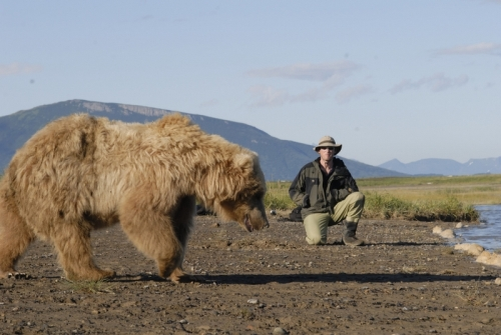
left=457, top=205, right=501, bottom=251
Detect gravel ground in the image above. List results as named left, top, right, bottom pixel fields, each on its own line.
left=1, top=214, right=500, bottom=334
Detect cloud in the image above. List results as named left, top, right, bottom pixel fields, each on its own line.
left=289, top=87, right=329, bottom=103
left=0, top=63, right=43, bottom=77
left=434, top=42, right=501, bottom=56
left=335, top=85, right=373, bottom=104
left=247, top=60, right=359, bottom=82
left=247, top=61, right=365, bottom=106
left=248, top=85, right=289, bottom=107
left=390, top=73, right=469, bottom=94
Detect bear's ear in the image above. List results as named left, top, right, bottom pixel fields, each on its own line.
left=233, top=152, right=263, bottom=179
left=157, top=113, right=192, bottom=129
left=233, top=153, right=252, bottom=168
left=233, top=153, right=254, bottom=171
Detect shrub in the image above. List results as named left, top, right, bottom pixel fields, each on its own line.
left=363, top=191, right=479, bottom=222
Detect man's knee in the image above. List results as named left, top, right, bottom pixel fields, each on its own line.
left=348, top=191, right=365, bottom=203
left=306, top=235, right=325, bottom=245
left=303, top=213, right=329, bottom=245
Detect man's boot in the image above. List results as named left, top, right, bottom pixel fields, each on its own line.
left=342, top=220, right=364, bottom=246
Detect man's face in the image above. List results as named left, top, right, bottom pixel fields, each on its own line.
left=317, top=147, right=335, bottom=161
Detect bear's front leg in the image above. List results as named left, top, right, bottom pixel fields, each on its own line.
left=119, top=193, right=196, bottom=283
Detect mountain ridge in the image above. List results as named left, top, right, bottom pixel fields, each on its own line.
left=379, top=157, right=501, bottom=176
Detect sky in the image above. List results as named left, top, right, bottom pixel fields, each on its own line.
left=1, top=0, right=500, bottom=166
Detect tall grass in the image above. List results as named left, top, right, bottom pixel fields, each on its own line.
left=264, top=181, right=292, bottom=211
left=357, top=174, right=501, bottom=205
left=363, top=191, right=479, bottom=222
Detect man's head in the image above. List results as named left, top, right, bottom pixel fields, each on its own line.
left=314, top=136, right=342, bottom=156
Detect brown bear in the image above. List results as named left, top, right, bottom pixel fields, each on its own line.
left=0, top=113, right=268, bottom=282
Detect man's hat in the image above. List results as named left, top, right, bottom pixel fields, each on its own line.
left=313, top=136, right=342, bottom=155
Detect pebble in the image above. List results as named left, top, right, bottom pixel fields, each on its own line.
left=273, top=327, right=287, bottom=335
left=439, top=229, right=455, bottom=239
left=432, top=226, right=443, bottom=234
left=495, top=278, right=501, bottom=285
left=247, top=298, right=259, bottom=304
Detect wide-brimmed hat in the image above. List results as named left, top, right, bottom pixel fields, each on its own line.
left=313, top=135, right=342, bottom=155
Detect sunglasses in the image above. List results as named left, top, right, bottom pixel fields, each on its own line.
left=318, top=147, right=334, bottom=151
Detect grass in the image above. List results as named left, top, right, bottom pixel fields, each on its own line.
left=264, top=174, right=501, bottom=222
left=357, top=174, right=501, bottom=205
left=362, top=192, right=478, bottom=222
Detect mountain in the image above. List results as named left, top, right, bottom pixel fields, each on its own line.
left=379, top=158, right=501, bottom=176
left=0, top=100, right=405, bottom=180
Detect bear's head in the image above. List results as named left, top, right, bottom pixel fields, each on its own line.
left=213, top=152, right=269, bottom=232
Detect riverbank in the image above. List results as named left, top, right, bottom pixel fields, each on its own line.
left=1, top=215, right=501, bottom=334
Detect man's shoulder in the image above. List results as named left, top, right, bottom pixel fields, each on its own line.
left=333, top=157, right=346, bottom=167
left=301, top=160, right=317, bottom=169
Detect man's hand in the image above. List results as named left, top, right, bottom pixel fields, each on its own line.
left=302, top=194, right=310, bottom=208
left=337, top=189, right=351, bottom=201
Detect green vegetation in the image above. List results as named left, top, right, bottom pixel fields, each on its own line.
left=357, top=174, right=501, bottom=206
left=264, top=174, right=501, bottom=222
left=264, top=181, right=293, bottom=210
left=362, top=192, right=478, bottom=222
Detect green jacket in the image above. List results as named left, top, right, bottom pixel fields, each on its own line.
left=289, top=157, right=359, bottom=219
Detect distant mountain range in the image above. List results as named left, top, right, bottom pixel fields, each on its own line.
left=0, top=99, right=404, bottom=181
left=379, top=158, right=501, bottom=176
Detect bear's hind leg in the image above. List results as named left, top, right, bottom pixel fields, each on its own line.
left=51, top=223, right=115, bottom=281
left=0, top=197, right=35, bottom=278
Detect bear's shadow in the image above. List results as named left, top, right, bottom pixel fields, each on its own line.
left=110, top=272, right=496, bottom=285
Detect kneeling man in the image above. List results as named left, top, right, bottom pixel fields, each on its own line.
left=289, top=136, right=365, bottom=246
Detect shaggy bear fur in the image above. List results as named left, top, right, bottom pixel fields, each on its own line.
left=0, top=113, right=268, bottom=282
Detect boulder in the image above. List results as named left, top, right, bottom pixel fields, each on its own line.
left=476, top=251, right=501, bottom=267
left=454, top=243, right=485, bottom=256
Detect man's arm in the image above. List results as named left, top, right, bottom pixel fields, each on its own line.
left=289, top=169, right=310, bottom=208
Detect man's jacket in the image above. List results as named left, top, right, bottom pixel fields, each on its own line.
left=289, top=157, right=359, bottom=219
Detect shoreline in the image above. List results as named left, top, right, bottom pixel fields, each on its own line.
left=433, top=220, right=501, bottom=274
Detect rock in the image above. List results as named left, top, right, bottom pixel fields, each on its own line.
left=432, top=226, right=443, bottom=234
left=273, top=327, right=287, bottom=335
left=455, top=222, right=463, bottom=229
left=454, top=243, right=485, bottom=256
left=439, top=229, right=455, bottom=239
left=476, top=251, right=501, bottom=267
left=247, top=298, right=259, bottom=304
left=494, top=278, right=501, bottom=285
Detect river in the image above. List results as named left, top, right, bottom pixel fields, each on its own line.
left=457, top=205, right=501, bottom=251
